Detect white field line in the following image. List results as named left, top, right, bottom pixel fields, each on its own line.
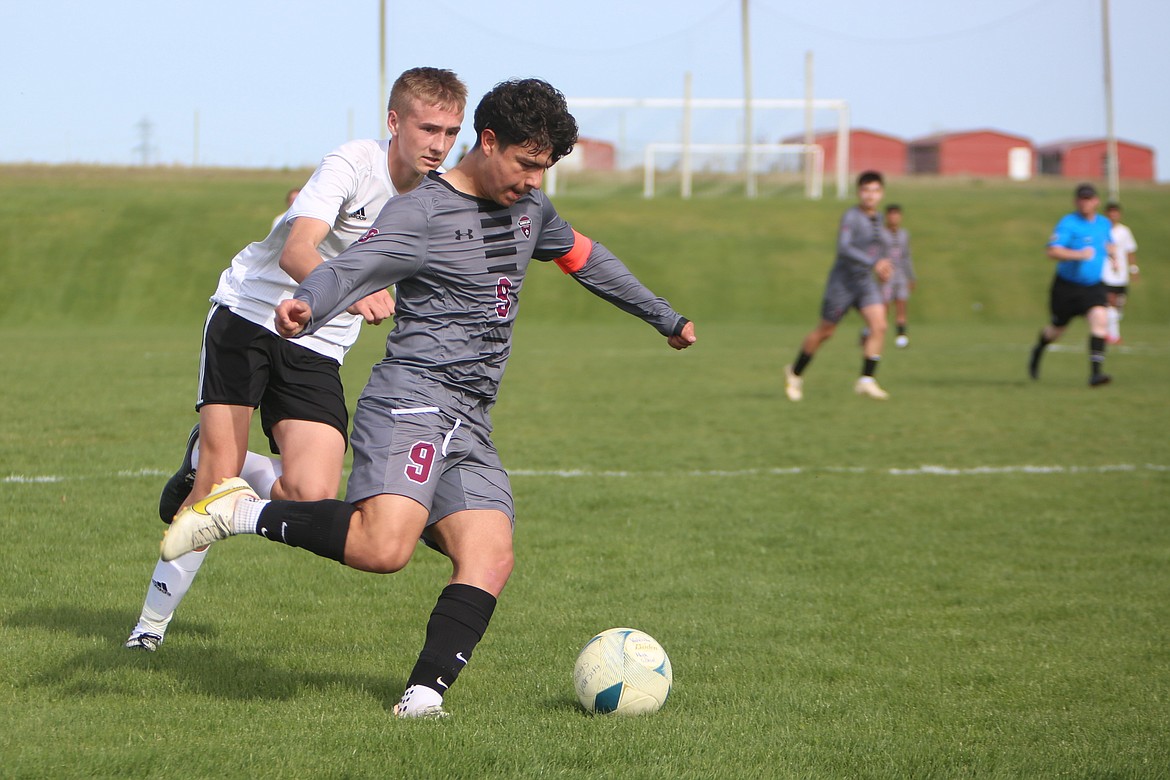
left=3, top=463, right=1166, bottom=486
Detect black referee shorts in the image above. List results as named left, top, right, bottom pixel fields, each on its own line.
left=1049, top=277, right=1107, bottom=328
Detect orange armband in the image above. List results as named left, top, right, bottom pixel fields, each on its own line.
left=554, top=230, right=592, bottom=274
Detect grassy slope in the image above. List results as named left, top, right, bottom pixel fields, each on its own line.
left=2, top=165, right=1167, bottom=328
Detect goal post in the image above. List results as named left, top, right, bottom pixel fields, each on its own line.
left=642, top=143, right=824, bottom=199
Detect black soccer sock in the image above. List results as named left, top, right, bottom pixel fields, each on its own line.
left=1089, top=335, right=1107, bottom=376
left=896, top=324, right=906, bottom=336
left=406, top=584, right=497, bottom=696
left=792, top=351, right=813, bottom=376
left=1036, top=329, right=1054, bottom=349
left=862, top=356, right=879, bottom=378
left=255, top=499, right=353, bottom=563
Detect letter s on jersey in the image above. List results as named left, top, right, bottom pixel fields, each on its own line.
left=494, top=276, right=514, bottom=319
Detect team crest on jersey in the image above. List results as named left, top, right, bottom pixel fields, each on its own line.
left=518, top=214, right=532, bottom=239
left=357, top=227, right=379, bottom=243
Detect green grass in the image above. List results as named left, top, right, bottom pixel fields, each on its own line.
left=1, top=167, right=1169, bottom=778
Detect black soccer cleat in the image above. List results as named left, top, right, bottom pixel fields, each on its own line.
left=1028, top=345, right=1043, bottom=380
left=1089, top=373, right=1112, bottom=387
left=158, top=424, right=199, bottom=523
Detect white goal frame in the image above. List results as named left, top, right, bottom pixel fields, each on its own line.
left=547, top=96, right=850, bottom=199
left=641, top=142, right=823, bottom=199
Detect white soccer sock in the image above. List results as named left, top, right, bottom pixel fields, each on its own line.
left=132, top=548, right=209, bottom=638
left=192, top=441, right=281, bottom=499
left=233, top=497, right=268, bottom=535
left=241, top=451, right=282, bottom=499
left=1107, top=307, right=1120, bottom=341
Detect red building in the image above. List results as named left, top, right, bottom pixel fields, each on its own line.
left=908, top=129, right=1034, bottom=178
left=1037, top=138, right=1155, bottom=181
left=558, top=137, right=616, bottom=171
left=783, top=128, right=906, bottom=176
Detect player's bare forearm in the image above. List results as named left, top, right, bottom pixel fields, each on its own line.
left=275, top=299, right=312, bottom=338
left=1047, top=246, right=1093, bottom=261
left=279, top=217, right=333, bottom=282
left=874, top=258, right=894, bottom=282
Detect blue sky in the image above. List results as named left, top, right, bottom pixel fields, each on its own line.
left=3, top=0, right=1166, bottom=180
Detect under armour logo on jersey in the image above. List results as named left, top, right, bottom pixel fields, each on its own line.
left=455, top=229, right=474, bottom=240
left=348, top=207, right=367, bottom=220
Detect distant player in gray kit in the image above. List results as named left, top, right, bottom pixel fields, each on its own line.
left=785, top=170, right=893, bottom=401
left=161, top=79, right=697, bottom=718
left=881, top=204, right=916, bottom=348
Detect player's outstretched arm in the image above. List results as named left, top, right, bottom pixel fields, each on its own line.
left=275, top=299, right=313, bottom=338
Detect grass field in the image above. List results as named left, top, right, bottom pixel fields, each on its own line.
left=1, top=166, right=1168, bottom=778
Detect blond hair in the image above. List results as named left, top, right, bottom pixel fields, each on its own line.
left=388, top=67, right=467, bottom=116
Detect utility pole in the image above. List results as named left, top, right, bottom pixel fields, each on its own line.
left=379, top=0, right=388, bottom=138
left=134, top=117, right=154, bottom=166
left=741, top=0, right=756, bottom=197
left=1101, top=0, right=1119, bottom=200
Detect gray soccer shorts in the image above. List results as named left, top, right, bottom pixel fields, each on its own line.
left=345, top=396, right=515, bottom=534
left=820, top=267, right=883, bottom=324
left=882, top=274, right=912, bottom=304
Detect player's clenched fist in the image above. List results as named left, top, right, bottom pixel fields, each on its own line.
left=668, top=320, right=696, bottom=350
left=275, top=299, right=312, bottom=338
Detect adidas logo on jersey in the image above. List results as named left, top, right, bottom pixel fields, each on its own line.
left=349, top=207, right=367, bottom=220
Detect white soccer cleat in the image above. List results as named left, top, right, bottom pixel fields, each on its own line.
left=895, top=334, right=909, bottom=349
left=784, top=365, right=803, bottom=402
left=160, top=477, right=257, bottom=561
left=854, top=376, right=890, bottom=400
left=392, top=685, right=449, bottom=719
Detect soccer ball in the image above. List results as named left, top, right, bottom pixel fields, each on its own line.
left=572, top=627, right=672, bottom=715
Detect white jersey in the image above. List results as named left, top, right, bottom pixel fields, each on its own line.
left=1101, top=223, right=1137, bottom=287
left=211, top=138, right=398, bottom=363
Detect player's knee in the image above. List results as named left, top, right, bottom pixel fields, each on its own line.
left=362, top=541, right=416, bottom=574
left=277, top=480, right=339, bottom=502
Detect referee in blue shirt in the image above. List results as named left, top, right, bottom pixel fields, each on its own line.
left=1029, top=183, right=1114, bottom=386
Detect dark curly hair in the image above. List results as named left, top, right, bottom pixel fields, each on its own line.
left=473, top=79, right=578, bottom=164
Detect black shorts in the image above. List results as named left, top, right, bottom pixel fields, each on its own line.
left=1049, top=277, right=1107, bottom=328
left=197, top=305, right=348, bottom=453
left=1103, top=284, right=1128, bottom=296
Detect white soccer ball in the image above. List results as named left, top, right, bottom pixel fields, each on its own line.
left=572, top=627, right=672, bottom=715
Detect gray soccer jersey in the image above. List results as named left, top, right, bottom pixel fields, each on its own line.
left=294, top=172, right=686, bottom=414
left=820, top=206, right=891, bottom=323
left=882, top=226, right=914, bottom=284
left=880, top=225, right=915, bottom=301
